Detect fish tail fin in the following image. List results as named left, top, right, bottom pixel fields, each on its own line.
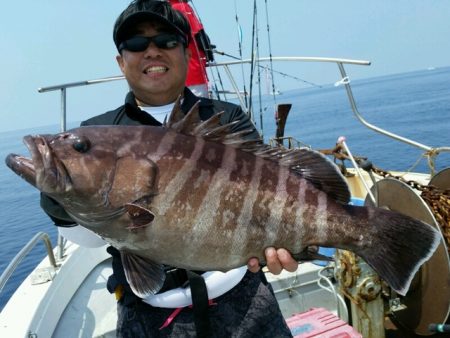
left=349, top=206, right=441, bottom=296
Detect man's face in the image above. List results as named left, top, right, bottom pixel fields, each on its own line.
left=116, top=21, right=191, bottom=106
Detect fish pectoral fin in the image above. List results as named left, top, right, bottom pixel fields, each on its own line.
left=124, top=203, right=155, bottom=229
left=120, top=251, right=165, bottom=298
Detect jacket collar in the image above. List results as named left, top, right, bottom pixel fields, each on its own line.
left=124, top=88, right=213, bottom=115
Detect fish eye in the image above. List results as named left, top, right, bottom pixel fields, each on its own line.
left=72, top=136, right=91, bottom=153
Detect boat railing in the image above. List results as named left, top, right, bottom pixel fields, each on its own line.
left=38, top=75, right=126, bottom=132
left=0, top=232, right=57, bottom=295
left=268, top=136, right=311, bottom=150
left=38, top=56, right=450, bottom=167
left=210, top=57, right=450, bottom=167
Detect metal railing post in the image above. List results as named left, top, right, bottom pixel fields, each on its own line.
left=0, top=232, right=57, bottom=294
left=60, top=88, right=67, bottom=132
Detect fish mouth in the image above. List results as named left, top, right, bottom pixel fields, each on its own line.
left=5, top=135, right=71, bottom=193
left=5, top=153, right=36, bottom=185
left=5, top=135, right=40, bottom=186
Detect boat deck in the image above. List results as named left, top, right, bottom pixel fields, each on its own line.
left=1, top=242, right=338, bottom=337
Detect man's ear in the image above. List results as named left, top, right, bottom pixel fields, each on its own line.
left=185, top=47, right=192, bottom=63
left=116, top=54, right=125, bottom=73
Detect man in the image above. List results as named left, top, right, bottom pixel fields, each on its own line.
left=41, top=1, right=297, bottom=336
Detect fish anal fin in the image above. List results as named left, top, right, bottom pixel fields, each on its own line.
left=120, top=251, right=165, bottom=298
left=124, top=203, right=155, bottom=229
left=292, top=246, right=334, bottom=262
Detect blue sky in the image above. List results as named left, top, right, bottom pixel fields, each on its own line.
left=1, top=0, right=449, bottom=132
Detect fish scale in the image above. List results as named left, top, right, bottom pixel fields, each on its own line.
left=230, top=156, right=264, bottom=260
left=157, top=135, right=207, bottom=216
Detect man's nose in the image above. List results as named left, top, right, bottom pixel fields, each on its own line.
left=143, top=41, right=162, bottom=57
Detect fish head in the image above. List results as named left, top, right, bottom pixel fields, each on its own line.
left=5, top=126, right=159, bottom=225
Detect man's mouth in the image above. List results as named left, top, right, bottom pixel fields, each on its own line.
left=144, top=66, right=169, bottom=74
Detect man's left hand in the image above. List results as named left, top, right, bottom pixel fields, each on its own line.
left=247, top=247, right=298, bottom=274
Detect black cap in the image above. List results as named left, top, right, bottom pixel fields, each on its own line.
left=113, top=1, right=191, bottom=51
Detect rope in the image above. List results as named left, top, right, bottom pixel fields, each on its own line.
left=421, top=186, right=450, bottom=247
left=372, top=166, right=450, bottom=249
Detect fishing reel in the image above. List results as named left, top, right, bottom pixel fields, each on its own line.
left=364, top=173, right=450, bottom=336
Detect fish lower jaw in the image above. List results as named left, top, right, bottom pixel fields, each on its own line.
left=5, top=154, right=37, bottom=186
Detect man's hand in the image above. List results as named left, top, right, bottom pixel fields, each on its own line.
left=247, top=247, right=298, bottom=274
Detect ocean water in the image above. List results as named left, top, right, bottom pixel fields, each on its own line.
left=0, top=67, right=449, bottom=310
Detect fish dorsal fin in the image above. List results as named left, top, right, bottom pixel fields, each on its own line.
left=241, top=143, right=350, bottom=203
left=120, top=252, right=165, bottom=298
left=164, top=95, right=184, bottom=129
left=165, top=97, right=201, bottom=134
left=192, top=111, right=225, bottom=136
left=279, top=147, right=350, bottom=204
left=165, top=101, right=249, bottom=141
left=165, top=103, right=349, bottom=203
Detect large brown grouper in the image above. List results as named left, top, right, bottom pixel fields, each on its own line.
left=5, top=101, right=440, bottom=298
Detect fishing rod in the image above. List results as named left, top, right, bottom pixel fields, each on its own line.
left=264, top=0, right=277, bottom=101
left=252, top=0, right=265, bottom=137
left=247, top=0, right=258, bottom=123
left=233, top=0, right=250, bottom=109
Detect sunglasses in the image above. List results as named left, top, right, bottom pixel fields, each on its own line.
left=118, top=33, right=186, bottom=52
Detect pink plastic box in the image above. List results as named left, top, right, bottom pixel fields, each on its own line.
left=286, top=307, right=362, bottom=338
